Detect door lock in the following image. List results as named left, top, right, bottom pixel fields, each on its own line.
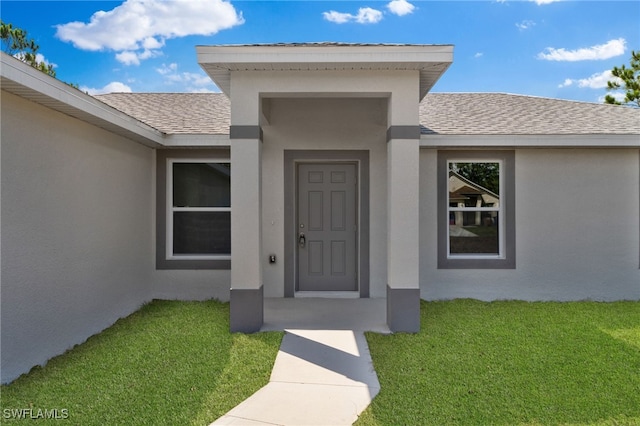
left=298, top=232, right=306, bottom=248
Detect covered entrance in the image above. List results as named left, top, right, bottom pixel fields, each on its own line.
left=197, top=43, right=453, bottom=333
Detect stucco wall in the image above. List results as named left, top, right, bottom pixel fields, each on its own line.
left=261, top=97, right=389, bottom=297
left=151, top=269, right=231, bottom=301
left=151, top=149, right=232, bottom=302
left=420, top=148, right=640, bottom=301
left=1, top=92, right=154, bottom=383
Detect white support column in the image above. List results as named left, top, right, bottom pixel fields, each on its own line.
left=230, top=134, right=263, bottom=332
left=387, top=132, right=421, bottom=332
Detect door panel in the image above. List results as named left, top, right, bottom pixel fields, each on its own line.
left=297, top=163, right=357, bottom=291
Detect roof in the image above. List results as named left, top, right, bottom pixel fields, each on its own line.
left=95, top=93, right=230, bottom=134
left=196, top=43, right=453, bottom=100
left=95, top=92, right=640, bottom=136
left=1, top=52, right=164, bottom=148
left=421, top=93, right=640, bottom=135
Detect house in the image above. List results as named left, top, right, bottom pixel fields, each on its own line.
left=1, top=44, right=639, bottom=384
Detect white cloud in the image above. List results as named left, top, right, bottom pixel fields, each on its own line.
left=323, top=7, right=383, bottom=24
left=188, top=87, right=219, bottom=93
left=516, top=20, right=535, bottom=31
left=537, top=38, right=626, bottom=61
left=142, top=37, right=164, bottom=50
left=323, top=10, right=355, bottom=24
left=13, top=52, right=58, bottom=69
left=387, top=0, right=415, bottom=16
left=597, top=92, right=626, bottom=103
left=559, top=70, right=622, bottom=89
left=156, top=63, right=217, bottom=92
left=56, top=0, right=243, bottom=65
left=82, top=81, right=133, bottom=95
left=356, top=7, right=384, bottom=23
left=35, top=53, right=57, bottom=69
left=558, top=78, right=574, bottom=88
left=474, top=52, right=484, bottom=58
left=157, top=62, right=179, bottom=75
left=323, top=1, right=414, bottom=24
left=531, top=0, right=562, bottom=4
left=115, top=51, right=141, bottom=66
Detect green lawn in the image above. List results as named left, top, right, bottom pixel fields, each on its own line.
left=0, top=300, right=283, bottom=425
left=3, top=299, right=639, bottom=425
left=357, top=300, right=640, bottom=426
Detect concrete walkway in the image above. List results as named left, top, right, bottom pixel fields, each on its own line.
left=211, top=298, right=387, bottom=426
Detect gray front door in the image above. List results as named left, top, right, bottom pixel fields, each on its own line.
left=297, top=163, right=358, bottom=291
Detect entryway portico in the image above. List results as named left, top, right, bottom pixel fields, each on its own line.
left=197, top=43, right=453, bottom=333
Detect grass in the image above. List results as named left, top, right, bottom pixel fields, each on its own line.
left=357, top=300, right=640, bottom=426
left=0, top=300, right=283, bottom=425
left=3, top=299, right=639, bottom=425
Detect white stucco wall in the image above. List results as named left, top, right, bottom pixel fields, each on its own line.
left=420, top=148, right=640, bottom=301
left=1, top=92, right=154, bottom=383
left=261, top=97, right=389, bottom=297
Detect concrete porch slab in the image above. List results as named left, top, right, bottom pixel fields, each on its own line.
left=261, top=297, right=390, bottom=333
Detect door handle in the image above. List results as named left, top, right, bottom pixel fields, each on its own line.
left=298, top=232, right=306, bottom=248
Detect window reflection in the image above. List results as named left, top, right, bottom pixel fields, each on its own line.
left=448, top=162, right=501, bottom=256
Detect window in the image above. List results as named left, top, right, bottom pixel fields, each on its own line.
left=438, top=151, right=515, bottom=269
left=157, top=150, right=231, bottom=270
left=167, top=161, right=231, bottom=259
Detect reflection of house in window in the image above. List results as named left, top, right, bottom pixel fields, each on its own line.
left=447, top=167, right=501, bottom=255
left=448, top=170, right=499, bottom=227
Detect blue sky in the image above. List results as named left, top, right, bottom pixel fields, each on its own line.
left=1, top=0, right=638, bottom=103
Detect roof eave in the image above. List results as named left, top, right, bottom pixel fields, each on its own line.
left=420, top=133, right=640, bottom=148
left=197, top=44, right=454, bottom=99
left=1, top=52, right=164, bottom=148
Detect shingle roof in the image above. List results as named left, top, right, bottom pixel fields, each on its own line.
left=95, top=93, right=230, bottom=134
left=421, top=93, right=639, bottom=135
left=96, top=92, right=639, bottom=136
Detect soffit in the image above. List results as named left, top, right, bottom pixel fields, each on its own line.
left=197, top=44, right=454, bottom=100
left=1, top=53, right=164, bottom=148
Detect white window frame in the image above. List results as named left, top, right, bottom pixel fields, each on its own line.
left=166, top=158, right=231, bottom=261
left=437, top=150, right=515, bottom=270
left=446, top=159, right=505, bottom=260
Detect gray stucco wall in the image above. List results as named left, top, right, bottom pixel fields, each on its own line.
left=420, top=148, right=640, bottom=301
left=151, top=269, right=231, bottom=301
left=151, top=149, right=232, bottom=302
left=1, top=92, right=154, bottom=383
left=261, top=97, right=389, bottom=298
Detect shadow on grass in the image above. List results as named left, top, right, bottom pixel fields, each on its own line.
left=357, top=299, right=640, bottom=426
left=1, top=300, right=283, bottom=425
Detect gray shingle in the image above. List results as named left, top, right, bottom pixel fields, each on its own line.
left=421, top=93, right=639, bottom=135
left=95, top=92, right=639, bottom=136
left=95, top=92, right=230, bottom=134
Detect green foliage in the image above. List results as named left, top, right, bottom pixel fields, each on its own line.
left=605, top=50, right=640, bottom=108
left=0, top=300, right=283, bottom=425
left=358, top=300, right=640, bottom=425
left=1, top=20, right=56, bottom=78
left=452, top=162, right=500, bottom=195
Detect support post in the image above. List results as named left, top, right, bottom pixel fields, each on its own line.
left=386, top=129, right=421, bottom=332
left=230, top=132, right=263, bottom=332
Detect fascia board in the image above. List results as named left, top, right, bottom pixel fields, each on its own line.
left=197, top=44, right=453, bottom=66
left=1, top=53, right=164, bottom=148
left=162, top=134, right=231, bottom=147
left=197, top=44, right=454, bottom=98
left=421, top=134, right=640, bottom=149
